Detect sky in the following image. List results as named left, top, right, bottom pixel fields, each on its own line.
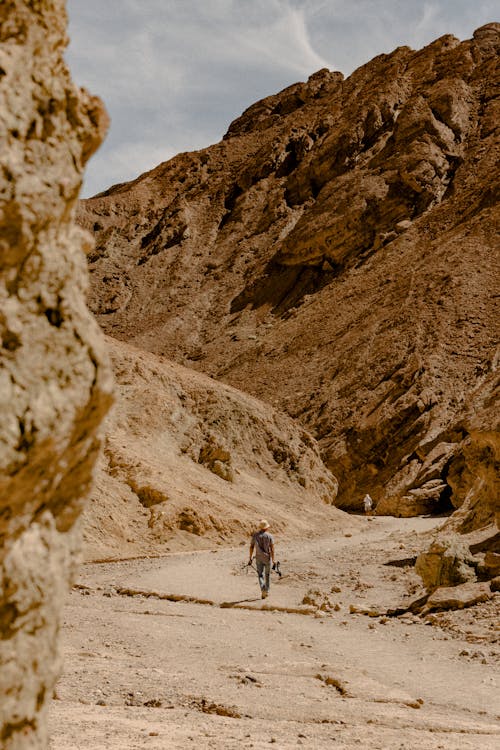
left=66, top=1, right=497, bottom=197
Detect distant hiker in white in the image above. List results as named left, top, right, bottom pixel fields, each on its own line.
left=249, top=520, right=275, bottom=599
left=363, top=494, right=374, bottom=515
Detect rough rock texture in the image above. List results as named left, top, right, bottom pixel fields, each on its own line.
left=79, top=25, right=499, bottom=517
left=0, top=2, right=111, bottom=747
left=445, top=372, right=500, bottom=532
left=414, top=373, right=499, bottom=596
left=415, top=536, right=477, bottom=591
left=84, top=337, right=346, bottom=562
left=483, top=552, right=500, bottom=577
left=423, top=581, right=493, bottom=612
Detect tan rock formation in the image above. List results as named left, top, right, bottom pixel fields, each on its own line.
left=423, top=581, right=493, bottom=612
left=0, top=2, right=111, bottom=746
left=483, top=552, right=500, bottom=577
left=84, top=337, right=346, bottom=562
left=415, top=536, right=477, bottom=591
left=79, top=24, right=499, bottom=517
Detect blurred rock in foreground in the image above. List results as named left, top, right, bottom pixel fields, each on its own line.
left=0, top=1, right=111, bottom=746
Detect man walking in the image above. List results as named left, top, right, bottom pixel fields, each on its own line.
left=249, top=520, right=275, bottom=599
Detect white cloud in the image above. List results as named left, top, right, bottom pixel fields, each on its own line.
left=415, top=3, right=440, bottom=35
left=189, top=1, right=333, bottom=75
left=227, top=5, right=332, bottom=75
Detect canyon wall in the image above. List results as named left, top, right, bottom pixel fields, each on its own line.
left=80, top=24, right=499, bottom=519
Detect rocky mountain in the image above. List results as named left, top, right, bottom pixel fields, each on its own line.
left=85, top=336, right=346, bottom=561
left=79, top=24, right=499, bottom=522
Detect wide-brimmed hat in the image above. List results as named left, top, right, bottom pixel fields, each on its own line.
left=258, top=519, right=270, bottom=530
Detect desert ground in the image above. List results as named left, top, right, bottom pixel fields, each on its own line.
left=49, top=516, right=499, bottom=749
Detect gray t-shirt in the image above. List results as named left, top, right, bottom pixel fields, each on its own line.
left=252, top=530, right=274, bottom=562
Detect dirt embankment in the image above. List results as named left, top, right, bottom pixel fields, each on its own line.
left=84, top=337, right=348, bottom=562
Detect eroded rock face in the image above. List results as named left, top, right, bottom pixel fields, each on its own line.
left=0, top=2, right=111, bottom=746
left=414, top=373, right=499, bottom=597
left=446, top=372, right=500, bottom=532
left=80, top=24, right=499, bottom=516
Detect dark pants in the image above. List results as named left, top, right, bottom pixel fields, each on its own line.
left=256, top=559, right=271, bottom=592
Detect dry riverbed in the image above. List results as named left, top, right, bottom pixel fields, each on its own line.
left=49, top=517, right=500, bottom=749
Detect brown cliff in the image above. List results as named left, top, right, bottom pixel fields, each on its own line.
left=0, top=2, right=111, bottom=746
left=79, top=25, right=499, bottom=520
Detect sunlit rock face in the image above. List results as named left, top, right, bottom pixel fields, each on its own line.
left=81, top=24, right=498, bottom=518
left=0, top=1, right=112, bottom=746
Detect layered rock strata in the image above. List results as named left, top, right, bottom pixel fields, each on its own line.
left=80, top=25, right=499, bottom=518
left=0, top=2, right=111, bottom=746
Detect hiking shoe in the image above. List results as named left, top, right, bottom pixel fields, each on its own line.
left=261, top=591, right=268, bottom=599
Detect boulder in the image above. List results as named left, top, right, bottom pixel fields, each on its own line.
left=415, top=536, right=477, bottom=591
left=377, top=480, right=449, bottom=517
left=424, top=582, right=492, bottom=612
left=468, top=526, right=500, bottom=554
left=0, top=2, right=111, bottom=746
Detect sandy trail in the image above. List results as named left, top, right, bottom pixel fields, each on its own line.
left=50, top=517, right=499, bottom=749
